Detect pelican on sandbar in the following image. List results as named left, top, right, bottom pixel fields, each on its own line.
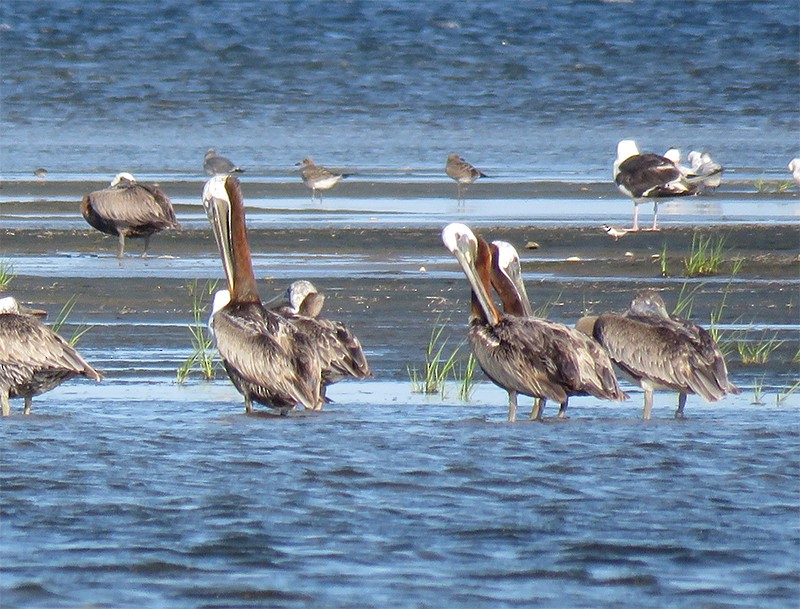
left=443, top=223, right=625, bottom=422
left=0, top=296, right=102, bottom=416
left=202, top=175, right=323, bottom=414
left=446, top=153, right=487, bottom=204
left=297, top=158, right=349, bottom=202
left=614, top=140, right=699, bottom=231
left=576, top=290, right=739, bottom=419
left=82, top=172, right=180, bottom=258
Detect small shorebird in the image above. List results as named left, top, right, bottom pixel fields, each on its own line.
left=0, top=296, right=102, bottom=416
left=613, top=140, right=699, bottom=232
left=33, top=168, right=48, bottom=181
left=203, top=175, right=323, bottom=414
left=602, top=224, right=629, bottom=241
left=203, top=149, right=245, bottom=176
left=82, top=172, right=180, bottom=259
left=297, top=158, right=348, bottom=202
left=576, top=290, right=739, bottom=419
left=446, top=153, right=487, bottom=204
left=443, top=223, right=625, bottom=422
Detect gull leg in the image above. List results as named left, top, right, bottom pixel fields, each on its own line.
left=631, top=203, right=640, bottom=231
left=651, top=202, right=659, bottom=231
left=507, top=391, right=518, bottom=422
left=675, top=393, right=687, bottom=419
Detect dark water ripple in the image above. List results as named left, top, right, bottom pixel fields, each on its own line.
left=1, top=392, right=798, bottom=608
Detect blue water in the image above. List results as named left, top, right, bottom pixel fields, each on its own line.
left=1, top=0, right=798, bottom=178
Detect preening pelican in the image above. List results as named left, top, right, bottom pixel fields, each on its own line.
left=204, top=149, right=245, bottom=176
left=443, top=223, right=625, bottom=422
left=202, top=175, right=323, bottom=414
left=614, top=140, right=698, bottom=231
left=296, top=158, right=349, bottom=202
left=0, top=296, right=102, bottom=416
left=489, top=238, right=624, bottom=420
left=575, top=290, right=739, bottom=419
left=446, top=153, right=487, bottom=204
left=82, top=172, right=180, bottom=258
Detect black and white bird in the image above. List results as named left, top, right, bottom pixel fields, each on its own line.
left=576, top=290, right=739, bottom=419
left=0, top=296, right=102, bottom=416
left=601, top=224, right=629, bottom=241
left=204, top=149, right=245, bottom=176
left=613, top=140, right=699, bottom=231
left=446, top=153, right=487, bottom=204
left=82, top=172, right=180, bottom=258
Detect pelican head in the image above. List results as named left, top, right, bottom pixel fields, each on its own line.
left=285, top=280, right=319, bottom=314
left=442, top=223, right=499, bottom=325
left=202, top=176, right=236, bottom=294
left=110, top=172, right=137, bottom=187
left=0, top=296, right=20, bottom=314
left=630, top=290, right=670, bottom=319
left=491, top=240, right=533, bottom=317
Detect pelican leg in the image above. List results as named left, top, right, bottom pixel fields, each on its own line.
left=117, top=233, right=126, bottom=259
left=244, top=396, right=253, bottom=414
left=23, top=396, right=32, bottom=415
left=1, top=390, right=10, bottom=417
left=651, top=202, right=659, bottom=231
left=642, top=389, right=654, bottom=420
left=557, top=397, right=569, bottom=419
left=507, top=391, right=518, bottom=422
left=142, top=235, right=151, bottom=258
left=675, top=393, right=687, bottom=419
left=530, top=397, right=545, bottom=420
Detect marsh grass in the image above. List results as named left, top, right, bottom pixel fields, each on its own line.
left=777, top=380, right=800, bottom=406
left=408, top=319, right=462, bottom=397
left=0, top=260, right=14, bottom=290
left=176, top=279, right=219, bottom=383
left=457, top=354, right=478, bottom=402
left=683, top=232, right=727, bottom=277
left=751, top=376, right=765, bottom=405
left=51, top=296, right=93, bottom=346
left=755, top=178, right=794, bottom=194
left=736, top=331, right=784, bottom=365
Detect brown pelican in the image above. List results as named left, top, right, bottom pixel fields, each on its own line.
left=202, top=175, right=323, bottom=414
left=204, top=149, right=245, bottom=176
left=575, top=290, right=739, bottom=419
left=211, top=281, right=371, bottom=401
left=0, top=296, right=102, bottom=416
left=82, top=172, right=180, bottom=258
left=614, top=140, right=698, bottom=231
left=489, top=238, right=624, bottom=420
left=442, top=223, right=625, bottom=422
left=446, top=153, right=487, bottom=203
left=296, top=158, right=349, bottom=202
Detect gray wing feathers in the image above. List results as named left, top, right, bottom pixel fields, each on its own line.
left=86, top=185, right=177, bottom=228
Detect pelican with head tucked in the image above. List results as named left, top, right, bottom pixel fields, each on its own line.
left=576, top=290, right=739, bottom=419
left=0, top=296, right=102, bottom=416
left=443, top=224, right=625, bottom=422
left=202, top=175, right=323, bottom=414
left=82, top=172, right=180, bottom=258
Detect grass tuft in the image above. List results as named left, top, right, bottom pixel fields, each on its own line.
left=736, top=331, right=784, bottom=365
left=0, top=260, right=14, bottom=290
left=408, top=319, right=461, bottom=397
left=51, top=296, right=93, bottom=346
left=177, top=279, right=219, bottom=383
left=683, top=232, right=726, bottom=277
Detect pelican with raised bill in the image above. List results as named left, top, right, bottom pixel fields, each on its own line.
left=613, top=140, right=699, bottom=232
left=0, top=296, right=102, bottom=416
left=82, top=172, right=180, bottom=258
left=442, top=223, right=625, bottom=422
left=202, top=175, right=323, bottom=414
left=297, top=158, right=349, bottom=202
left=575, top=290, right=739, bottom=419
left=446, top=153, right=487, bottom=204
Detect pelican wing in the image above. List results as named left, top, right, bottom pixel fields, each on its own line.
left=0, top=314, right=102, bottom=384
left=85, top=184, right=177, bottom=228
left=212, top=307, right=321, bottom=409
left=293, top=316, right=371, bottom=382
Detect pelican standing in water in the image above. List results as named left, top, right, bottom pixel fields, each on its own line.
left=202, top=175, right=323, bottom=414
left=489, top=239, right=623, bottom=420
left=82, top=172, right=180, bottom=258
left=614, top=140, right=699, bottom=231
left=211, top=280, right=371, bottom=402
left=296, top=158, right=349, bottom=202
left=0, top=296, right=102, bottom=416
left=443, top=224, right=625, bottom=422
left=446, top=153, right=487, bottom=204
left=575, top=290, right=739, bottom=419
left=204, top=149, right=245, bottom=176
